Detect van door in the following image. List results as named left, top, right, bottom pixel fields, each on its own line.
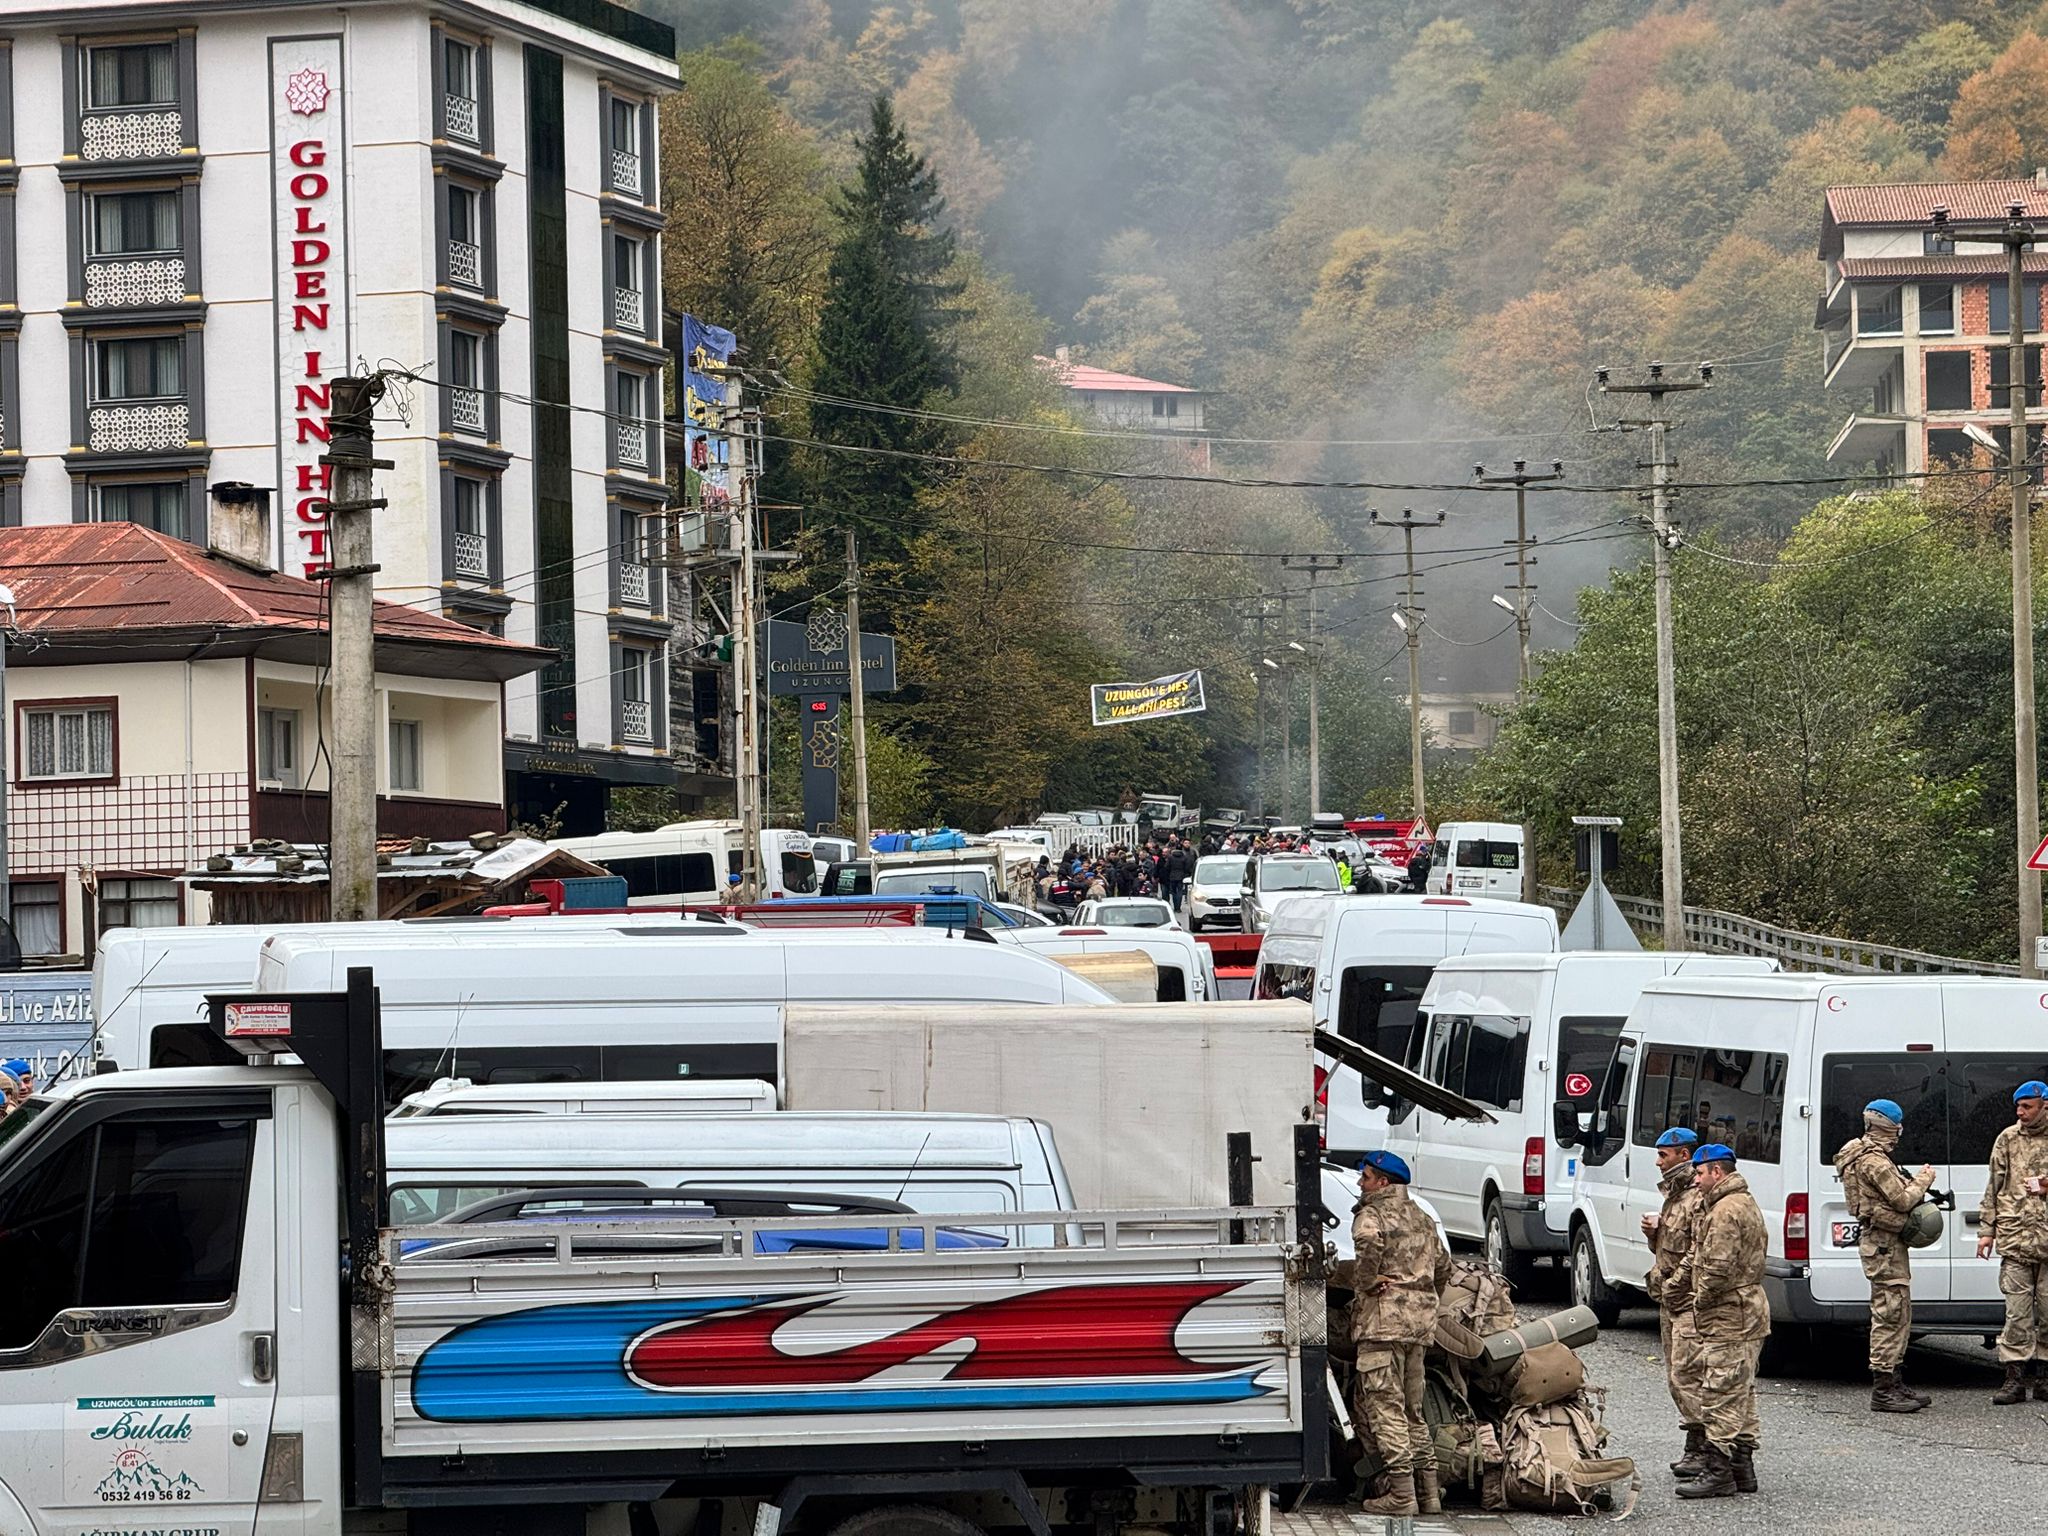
left=0, top=1089, right=281, bottom=1536
left=1575, top=1035, right=1644, bottom=1286
left=1936, top=989, right=2045, bottom=1312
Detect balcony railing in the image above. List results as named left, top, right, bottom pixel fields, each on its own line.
left=618, top=559, right=650, bottom=608
left=85, top=255, right=187, bottom=309
left=88, top=400, right=190, bottom=453
left=453, top=530, right=489, bottom=580
left=610, top=148, right=642, bottom=199
left=447, top=238, right=482, bottom=289
left=622, top=697, right=653, bottom=743
left=448, top=385, right=485, bottom=434
left=445, top=92, right=480, bottom=145
left=615, top=420, right=649, bottom=469
left=612, top=285, right=644, bottom=333
left=79, top=108, right=183, bottom=163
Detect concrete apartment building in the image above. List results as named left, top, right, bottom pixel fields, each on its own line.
left=0, top=0, right=679, bottom=835
left=1818, top=179, right=2048, bottom=480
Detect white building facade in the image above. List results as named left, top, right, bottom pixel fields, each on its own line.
left=0, top=0, right=678, bottom=833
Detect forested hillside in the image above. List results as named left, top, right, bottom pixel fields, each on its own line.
left=646, top=0, right=2048, bottom=958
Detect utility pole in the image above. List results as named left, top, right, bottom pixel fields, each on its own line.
left=1476, top=459, right=1565, bottom=902
left=1282, top=554, right=1344, bottom=817
left=732, top=405, right=766, bottom=901
left=844, top=530, right=872, bottom=852
left=1372, top=509, right=1444, bottom=831
left=322, top=374, right=388, bottom=922
left=1935, top=202, right=2046, bottom=974
left=1599, top=362, right=1710, bottom=952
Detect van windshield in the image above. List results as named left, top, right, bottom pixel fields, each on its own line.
left=1260, top=860, right=1340, bottom=892
left=874, top=869, right=994, bottom=902
left=1819, top=1051, right=2040, bottom=1167
left=1334, top=965, right=1435, bottom=1069
left=1456, top=839, right=1520, bottom=870
left=780, top=851, right=818, bottom=894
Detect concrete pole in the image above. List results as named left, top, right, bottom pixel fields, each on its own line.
left=844, top=530, right=872, bottom=851
left=736, top=409, right=764, bottom=900
left=2009, top=223, right=2043, bottom=976
left=1648, top=415, right=1685, bottom=951
left=324, top=374, right=387, bottom=922
left=1373, top=510, right=1441, bottom=830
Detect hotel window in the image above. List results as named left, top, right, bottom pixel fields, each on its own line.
left=389, top=718, right=423, bottom=793
left=620, top=647, right=654, bottom=743
left=94, top=335, right=181, bottom=400
left=609, top=97, right=643, bottom=196
left=23, top=703, right=114, bottom=781
left=89, top=189, right=178, bottom=256
left=443, top=37, right=480, bottom=145
left=98, top=877, right=179, bottom=933
left=613, top=371, right=649, bottom=468
left=451, top=475, right=489, bottom=580
left=447, top=184, right=484, bottom=290
left=93, top=481, right=188, bottom=540
left=611, top=233, right=644, bottom=331
left=257, top=707, right=299, bottom=789
left=86, top=43, right=175, bottom=109
left=448, top=328, right=485, bottom=434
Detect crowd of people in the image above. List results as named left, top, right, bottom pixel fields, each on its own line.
left=1034, top=834, right=1199, bottom=908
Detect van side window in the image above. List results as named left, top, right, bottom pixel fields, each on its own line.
left=382, top=1042, right=780, bottom=1105
left=1430, top=1013, right=1529, bottom=1111
left=1333, top=964, right=1433, bottom=1065
left=1455, top=839, right=1520, bottom=870
left=1634, top=1044, right=1787, bottom=1160
left=1156, top=965, right=1188, bottom=1003
left=1820, top=1052, right=2037, bottom=1168
left=1255, top=961, right=1314, bottom=1002
left=0, top=1110, right=257, bottom=1351
left=1557, top=1015, right=1627, bottom=1102
left=602, top=852, right=719, bottom=899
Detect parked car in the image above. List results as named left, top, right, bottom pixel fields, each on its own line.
left=1075, top=896, right=1176, bottom=929
left=1187, top=854, right=1249, bottom=931
left=1238, top=854, right=1341, bottom=933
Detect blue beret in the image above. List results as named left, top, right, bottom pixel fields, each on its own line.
left=1360, top=1149, right=1411, bottom=1184
left=0, top=1058, right=27, bottom=1078
left=2016, top=1081, right=2048, bottom=1103
left=1865, top=1098, right=1904, bottom=1124
left=1655, top=1128, right=1698, bottom=1148
left=1692, top=1142, right=1737, bottom=1166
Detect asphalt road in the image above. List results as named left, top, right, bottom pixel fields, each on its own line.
left=1290, top=1261, right=2048, bottom=1534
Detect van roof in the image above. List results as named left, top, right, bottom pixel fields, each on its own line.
left=384, top=1110, right=1041, bottom=1164
left=1634, top=971, right=2027, bottom=1002
left=257, top=925, right=995, bottom=956
left=1262, top=892, right=1555, bottom=942
left=1438, top=821, right=1522, bottom=838
left=1427, top=952, right=1776, bottom=977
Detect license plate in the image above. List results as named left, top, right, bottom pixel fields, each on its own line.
left=1832, top=1220, right=1861, bottom=1246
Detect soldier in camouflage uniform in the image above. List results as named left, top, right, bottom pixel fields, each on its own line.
left=1979, top=1080, right=2048, bottom=1405
left=1675, top=1143, right=1769, bottom=1501
left=1642, top=1126, right=1709, bottom=1477
left=1349, top=1149, right=1452, bottom=1518
left=1833, top=1097, right=1935, bottom=1413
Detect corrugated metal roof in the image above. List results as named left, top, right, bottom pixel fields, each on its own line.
left=0, top=523, right=542, bottom=656
left=1035, top=356, right=1198, bottom=394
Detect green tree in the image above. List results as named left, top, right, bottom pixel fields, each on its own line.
left=1852, top=23, right=1998, bottom=155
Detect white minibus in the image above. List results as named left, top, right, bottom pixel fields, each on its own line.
left=551, top=820, right=818, bottom=903
left=1255, top=894, right=1558, bottom=1158
left=1425, top=821, right=1526, bottom=899
left=1566, top=974, right=2042, bottom=1336
left=1000, top=924, right=1219, bottom=1002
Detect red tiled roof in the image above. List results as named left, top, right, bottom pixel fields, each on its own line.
left=1835, top=253, right=2048, bottom=279
left=0, top=522, right=542, bottom=655
left=1035, top=356, right=1197, bottom=394
left=1821, top=181, right=2048, bottom=259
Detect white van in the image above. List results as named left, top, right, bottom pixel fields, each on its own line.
left=1001, top=924, right=1219, bottom=1002
left=383, top=1109, right=1075, bottom=1247
left=1566, top=974, right=2040, bottom=1335
left=1383, top=953, right=1777, bottom=1280
left=1255, top=894, right=1559, bottom=1159
left=1425, top=821, right=1526, bottom=899
left=390, top=1077, right=780, bottom=1117
left=551, top=820, right=819, bottom=903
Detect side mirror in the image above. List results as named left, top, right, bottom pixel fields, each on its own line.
left=1552, top=1099, right=1582, bottom=1148
left=1360, top=1077, right=1390, bottom=1111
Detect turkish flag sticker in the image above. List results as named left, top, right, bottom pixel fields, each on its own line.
left=1565, top=1073, right=1594, bottom=1098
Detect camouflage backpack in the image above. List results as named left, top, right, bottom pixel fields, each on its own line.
left=1496, top=1386, right=1638, bottom=1516
left=1350, top=1361, right=1508, bottom=1512
left=1435, top=1258, right=1518, bottom=1376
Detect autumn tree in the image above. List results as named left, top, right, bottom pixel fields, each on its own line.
left=1943, top=32, right=2048, bottom=176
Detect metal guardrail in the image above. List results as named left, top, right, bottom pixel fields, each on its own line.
left=1537, top=885, right=2017, bottom=976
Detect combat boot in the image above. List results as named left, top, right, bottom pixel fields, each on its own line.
left=1669, top=1426, right=1709, bottom=1480
left=1731, top=1445, right=1758, bottom=1494
left=1360, top=1471, right=1419, bottom=1517
left=2033, top=1361, right=2048, bottom=1402
left=1414, top=1467, right=1442, bottom=1516
left=1870, top=1372, right=1924, bottom=1413
left=1992, top=1363, right=2028, bottom=1405
left=1674, top=1444, right=1738, bottom=1500
left=1895, top=1368, right=1932, bottom=1407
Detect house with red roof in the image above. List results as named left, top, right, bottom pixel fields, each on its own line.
left=1038, top=347, right=1212, bottom=469
left=1817, top=178, right=2048, bottom=481
left=0, top=515, right=546, bottom=957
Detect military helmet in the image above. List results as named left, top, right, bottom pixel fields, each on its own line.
left=1901, top=1201, right=1944, bottom=1250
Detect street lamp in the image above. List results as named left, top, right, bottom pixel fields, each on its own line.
left=1491, top=593, right=1516, bottom=615
left=1391, top=611, right=1410, bottom=632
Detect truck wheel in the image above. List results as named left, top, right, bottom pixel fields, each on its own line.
left=1569, top=1224, right=1622, bottom=1327
left=824, top=1506, right=988, bottom=1536
left=1483, top=1196, right=1532, bottom=1288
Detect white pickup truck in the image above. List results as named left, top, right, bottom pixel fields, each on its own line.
left=0, top=972, right=1328, bottom=1536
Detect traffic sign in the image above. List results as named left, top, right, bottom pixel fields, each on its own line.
left=2030, top=835, right=2048, bottom=871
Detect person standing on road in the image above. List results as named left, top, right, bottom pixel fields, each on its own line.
left=1676, top=1142, right=1770, bottom=1501
left=1349, top=1149, right=1452, bottom=1518
left=1979, top=1079, right=2048, bottom=1405
left=1642, top=1127, right=1709, bottom=1479
left=1834, top=1097, right=1936, bottom=1413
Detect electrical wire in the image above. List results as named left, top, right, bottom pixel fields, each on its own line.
left=1423, top=619, right=1518, bottom=647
